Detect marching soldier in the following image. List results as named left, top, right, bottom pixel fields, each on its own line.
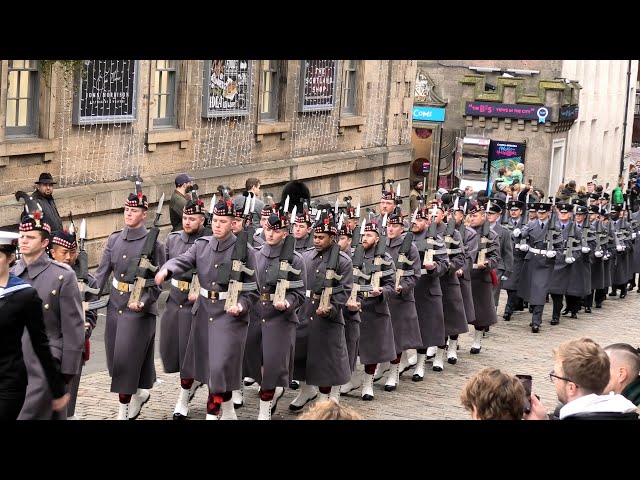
left=292, top=208, right=314, bottom=252
left=48, top=228, right=100, bottom=420
left=573, top=203, right=596, bottom=313
left=245, top=208, right=306, bottom=419
left=155, top=199, right=259, bottom=420
left=486, top=199, right=513, bottom=311
left=609, top=204, right=632, bottom=298
left=502, top=200, right=527, bottom=320
left=94, top=183, right=166, bottom=420
left=13, top=212, right=85, bottom=420
left=159, top=198, right=206, bottom=420
left=383, top=209, right=422, bottom=389
left=585, top=205, right=607, bottom=310
left=290, top=213, right=353, bottom=410
left=410, top=206, right=448, bottom=380
left=466, top=201, right=500, bottom=352
left=348, top=218, right=396, bottom=401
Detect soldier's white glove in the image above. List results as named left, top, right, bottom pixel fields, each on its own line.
left=500, top=276, right=508, bottom=281
left=616, top=245, right=624, bottom=252
left=546, top=250, right=556, bottom=259
left=565, top=256, right=575, bottom=264
left=604, top=253, right=610, bottom=260
left=581, top=246, right=591, bottom=254
left=512, top=228, right=521, bottom=238
left=519, top=243, right=529, bottom=252
left=633, top=232, right=637, bottom=240
left=594, top=250, right=604, bottom=258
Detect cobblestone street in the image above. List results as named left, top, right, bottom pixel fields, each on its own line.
left=71, top=288, right=640, bottom=421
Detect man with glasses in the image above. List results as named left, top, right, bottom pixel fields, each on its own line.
left=526, top=337, right=638, bottom=420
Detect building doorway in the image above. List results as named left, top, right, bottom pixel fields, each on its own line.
left=549, top=139, right=566, bottom=199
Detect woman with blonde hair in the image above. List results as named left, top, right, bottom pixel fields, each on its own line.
left=298, top=400, right=365, bottom=420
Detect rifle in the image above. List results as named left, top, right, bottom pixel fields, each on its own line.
left=72, top=218, right=101, bottom=311
left=579, top=213, right=592, bottom=254
left=202, top=194, right=216, bottom=237
left=313, top=242, right=344, bottom=311
left=420, top=203, right=445, bottom=265
left=562, top=218, right=579, bottom=264
left=394, top=208, right=418, bottom=290
left=368, top=214, right=393, bottom=292
left=544, top=197, right=559, bottom=256
left=348, top=222, right=373, bottom=305
left=271, top=206, right=304, bottom=306
left=593, top=216, right=606, bottom=259
left=218, top=226, right=258, bottom=311
left=501, top=195, right=512, bottom=230
left=124, top=193, right=165, bottom=306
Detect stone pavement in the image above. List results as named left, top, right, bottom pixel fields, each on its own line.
left=73, top=289, right=640, bottom=420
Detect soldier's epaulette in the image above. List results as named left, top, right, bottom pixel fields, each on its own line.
left=51, top=260, right=73, bottom=271
left=304, top=246, right=315, bottom=252
left=338, top=251, right=352, bottom=263
left=194, top=236, right=210, bottom=244
left=255, top=244, right=265, bottom=251
left=167, top=231, right=182, bottom=238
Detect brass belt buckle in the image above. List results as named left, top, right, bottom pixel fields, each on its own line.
left=260, top=293, right=270, bottom=301
left=117, top=281, right=129, bottom=292
left=209, top=291, right=219, bottom=301
left=177, top=280, right=190, bottom=292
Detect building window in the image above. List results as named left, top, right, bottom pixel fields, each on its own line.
left=154, top=60, right=177, bottom=127
left=6, top=60, right=39, bottom=137
left=341, top=60, right=358, bottom=116
left=259, top=60, right=279, bottom=121
left=635, top=81, right=640, bottom=116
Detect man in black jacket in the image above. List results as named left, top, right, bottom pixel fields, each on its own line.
left=30, top=173, right=63, bottom=233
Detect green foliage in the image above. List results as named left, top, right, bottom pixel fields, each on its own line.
left=39, top=60, right=87, bottom=90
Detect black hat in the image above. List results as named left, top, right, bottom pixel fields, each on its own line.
left=183, top=199, right=205, bottom=216
left=556, top=201, right=574, bottom=213
left=487, top=198, right=505, bottom=214
left=574, top=205, right=589, bottom=215
left=213, top=199, right=234, bottom=217
left=601, top=192, right=610, bottom=200
left=363, top=220, right=380, bottom=234
left=19, top=209, right=51, bottom=234
left=313, top=214, right=338, bottom=235
left=427, top=199, right=445, bottom=212
left=35, top=172, right=57, bottom=185
left=508, top=200, right=525, bottom=210
left=387, top=209, right=404, bottom=225
left=261, top=203, right=276, bottom=217
left=416, top=207, right=430, bottom=220
left=295, top=209, right=312, bottom=225
left=527, top=201, right=537, bottom=212
left=265, top=208, right=290, bottom=230
left=535, top=202, right=552, bottom=213
left=51, top=229, right=78, bottom=249
left=571, top=198, right=586, bottom=206
left=589, top=205, right=601, bottom=214
left=612, top=204, right=624, bottom=212
left=588, top=193, right=601, bottom=200
left=126, top=178, right=148, bottom=210
left=467, top=201, right=487, bottom=215
left=337, top=224, right=353, bottom=237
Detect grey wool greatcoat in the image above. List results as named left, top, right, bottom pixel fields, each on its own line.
left=438, top=222, right=470, bottom=337
left=160, top=229, right=204, bottom=376
left=631, top=210, right=640, bottom=274
left=94, top=225, right=166, bottom=395
left=458, top=223, right=478, bottom=325
left=548, top=222, right=589, bottom=297
left=612, top=219, right=632, bottom=285
left=589, top=221, right=607, bottom=291
left=245, top=241, right=306, bottom=390
left=469, top=224, right=500, bottom=328
left=412, top=228, right=448, bottom=349
left=162, top=233, right=259, bottom=393
left=12, top=253, right=85, bottom=420
left=295, top=234, right=314, bottom=252
left=574, top=222, right=596, bottom=296
left=517, top=221, right=561, bottom=306
left=357, top=249, right=397, bottom=365
left=342, top=248, right=361, bottom=373
left=501, top=217, right=526, bottom=291
left=491, top=222, right=514, bottom=305
left=293, top=246, right=352, bottom=387
left=385, top=234, right=423, bottom=353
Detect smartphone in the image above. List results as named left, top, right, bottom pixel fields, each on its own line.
left=516, top=374, right=532, bottom=414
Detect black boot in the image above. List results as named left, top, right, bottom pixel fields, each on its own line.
left=584, top=307, right=592, bottom=313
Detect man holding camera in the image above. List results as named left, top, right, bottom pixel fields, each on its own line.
left=170, top=173, right=195, bottom=232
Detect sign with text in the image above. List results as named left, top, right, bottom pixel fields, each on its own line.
left=298, top=60, right=338, bottom=112
left=202, top=60, right=252, bottom=118
left=73, top=60, right=137, bottom=125
left=412, top=106, right=446, bottom=122
left=559, top=105, right=579, bottom=121
left=465, top=101, right=551, bottom=123
left=487, top=140, right=526, bottom=195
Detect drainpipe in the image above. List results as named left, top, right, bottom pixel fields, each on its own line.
left=620, top=60, right=632, bottom=178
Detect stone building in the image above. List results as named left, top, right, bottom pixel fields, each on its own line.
left=0, top=60, right=416, bottom=265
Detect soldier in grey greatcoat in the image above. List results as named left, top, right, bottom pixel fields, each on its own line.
left=246, top=210, right=306, bottom=419
left=466, top=201, right=501, bottom=353
left=501, top=200, right=527, bottom=320
left=348, top=219, right=396, bottom=402
left=160, top=199, right=206, bottom=420
left=629, top=208, right=640, bottom=289
left=453, top=201, right=478, bottom=335
left=486, top=199, right=514, bottom=310
left=155, top=199, right=259, bottom=420
left=609, top=205, right=633, bottom=298
left=410, top=207, right=448, bottom=381
left=517, top=202, right=564, bottom=333
left=383, top=210, right=422, bottom=390
left=13, top=214, right=85, bottom=420
left=585, top=206, right=608, bottom=309
left=573, top=204, right=596, bottom=313
left=293, top=209, right=314, bottom=252
left=94, top=190, right=166, bottom=420
left=48, top=229, right=100, bottom=420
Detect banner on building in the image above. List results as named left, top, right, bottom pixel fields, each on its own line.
left=73, top=60, right=138, bottom=125
left=298, top=60, right=338, bottom=112
left=202, top=60, right=252, bottom=118
left=487, top=140, right=526, bottom=195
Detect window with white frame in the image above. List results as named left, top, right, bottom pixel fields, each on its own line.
left=259, top=60, right=279, bottom=121
left=341, top=60, right=357, bottom=115
left=6, top=60, right=39, bottom=137
left=154, top=60, right=177, bottom=127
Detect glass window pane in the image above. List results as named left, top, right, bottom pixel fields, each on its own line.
left=18, top=99, right=29, bottom=126
left=7, top=100, right=17, bottom=127
left=19, top=71, right=30, bottom=99
left=11, top=60, right=24, bottom=69
left=154, top=71, right=160, bottom=93
left=8, top=71, right=18, bottom=98
left=24, top=60, right=32, bottom=69
left=160, top=71, right=168, bottom=94
left=159, top=94, right=167, bottom=118
left=166, top=60, right=175, bottom=70
left=157, top=60, right=165, bottom=70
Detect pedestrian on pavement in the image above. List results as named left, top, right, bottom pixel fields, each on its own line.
left=409, top=179, right=423, bottom=213
left=12, top=212, right=85, bottom=420
left=29, top=173, right=63, bottom=233
left=526, top=337, right=638, bottom=420
left=234, top=177, right=265, bottom=228
left=160, top=198, right=206, bottom=420
left=461, top=367, right=526, bottom=420
left=0, top=231, right=70, bottom=421
left=169, top=173, right=195, bottom=232
left=94, top=184, right=166, bottom=420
